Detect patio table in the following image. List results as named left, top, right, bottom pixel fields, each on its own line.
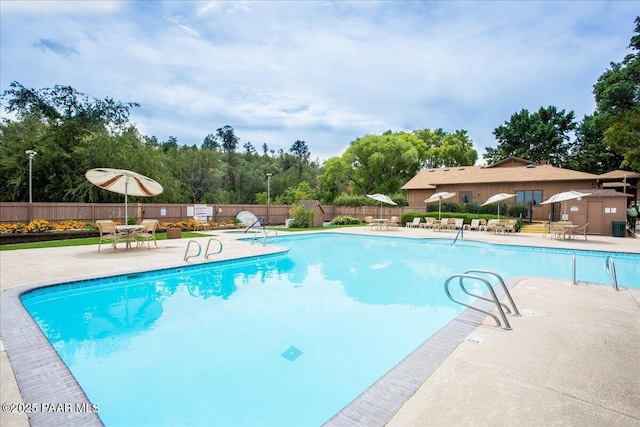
left=116, top=224, right=145, bottom=249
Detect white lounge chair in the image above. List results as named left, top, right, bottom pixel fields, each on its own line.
left=406, top=217, right=421, bottom=228
left=465, top=219, right=480, bottom=231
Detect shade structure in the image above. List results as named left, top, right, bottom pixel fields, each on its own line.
left=86, top=168, right=164, bottom=224
left=540, top=191, right=591, bottom=205
left=482, top=193, right=516, bottom=219
left=540, top=191, right=591, bottom=220
left=366, top=193, right=397, bottom=218
left=424, top=192, right=456, bottom=220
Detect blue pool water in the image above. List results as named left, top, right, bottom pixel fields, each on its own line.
left=22, top=234, right=640, bottom=426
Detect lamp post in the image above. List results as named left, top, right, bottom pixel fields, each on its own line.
left=25, top=150, right=37, bottom=221
left=266, top=173, right=272, bottom=225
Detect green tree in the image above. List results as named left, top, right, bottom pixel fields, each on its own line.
left=592, top=16, right=640, bottom=171
left=486, top=106, right=576, bottom=166
left=0, top=82, right=140, bottom=202
left=340, top=132, right=424, bottom=195
left=568, top=114, right=623, bottom=174
left=289, top=139, right=310, bottom=180
left=413, top=128, right=477, bottom=167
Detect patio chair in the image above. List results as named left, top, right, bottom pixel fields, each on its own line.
left=485, top=219, right=500, bottom=233
left=435, top=218, right=449, bottom=231
left=133, top=219, right=159, bottom=248
left=420, top=217, right=436, bottom=229
left=451, top=218, right=464, bottom=230
left=465, top=219, right=480, bottom=231
left=364, top=216, right=375, bottom=230
left=478, top=218, right=488, bottom=231
left=96, top=220, right=126, bottom=252
left=406, top=217, right=421, bottom=228
left=503, top=220, right=517, bottom=233
left=192, top=217, right=211, bottom=231
left=388, top=216, right=400, bottom=229
left=570, top=223, right=589, bottom=240
left=549, top=222, right=567, bottom=240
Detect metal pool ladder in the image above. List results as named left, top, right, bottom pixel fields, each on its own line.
left=251, top=229, right=278, bottom=246
left=444, top=270, right=519, bottom=330
left=184, top=238, right=223, bottom=262
left=606, top=256, right=619, bottom=291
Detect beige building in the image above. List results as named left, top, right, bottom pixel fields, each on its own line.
left=401, top=157, right=638, bottom=236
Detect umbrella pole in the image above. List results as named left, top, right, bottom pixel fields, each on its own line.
left=439, top=201, right=442, bottom=220
left=125, top=181, right=128, bottom=225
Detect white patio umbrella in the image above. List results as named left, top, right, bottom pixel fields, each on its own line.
left=366, top=193, right=397, bottom=218
left=424, top=192, right=456, bottom=220
left=540, top=191, right=591, bottom=220
left=86, top=168, right=164, bottom=224
left=482, top=193, right=516, bottom=220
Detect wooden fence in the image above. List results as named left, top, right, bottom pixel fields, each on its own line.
left=0, top=202, right=420, bottom=225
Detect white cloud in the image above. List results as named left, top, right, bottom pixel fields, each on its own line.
left=1, top=0, right=637, bottom=162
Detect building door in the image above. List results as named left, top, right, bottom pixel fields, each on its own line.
left=587, top=201, right=603, bottom=235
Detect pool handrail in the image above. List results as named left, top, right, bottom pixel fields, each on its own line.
left=184, top=240, right=201, bottom=262
left=444, top=273, right=512, bottom=330
left=205, top=238, right=223, bottom=259
left=462, top=269, right=520, bottom=315
left=251, top=229, right=278, bottom=246
left=246, top=217, right=266, bottom=233
left=606, top=256, right=619, bottom=291
left=451, top=226, right=464, bottom=245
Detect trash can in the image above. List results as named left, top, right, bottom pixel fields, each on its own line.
left=612, top=221, right=626, bottom=237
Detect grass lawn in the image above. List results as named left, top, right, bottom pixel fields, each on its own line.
left=0, top=232, right=211, bottom=251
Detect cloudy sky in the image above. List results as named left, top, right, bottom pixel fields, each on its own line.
left=1, top=1, right=637, bottom=163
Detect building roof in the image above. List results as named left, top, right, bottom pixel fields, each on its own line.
left=575, top=189, right=634, bottom=198
left=598, top=170, right=639, bottom=180
left=298, top=200, right=325, bottom=212
left=402, top=157, right=599, bottom=190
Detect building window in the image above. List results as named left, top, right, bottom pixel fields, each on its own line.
left=461, top=192, right=471, bottom=203
left=516, top=190, right=542, bottom=206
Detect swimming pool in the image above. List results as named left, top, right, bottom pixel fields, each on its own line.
left=20, top=234, right=640, bottom=426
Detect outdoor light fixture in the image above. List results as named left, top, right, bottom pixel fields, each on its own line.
left=25, top=150, right=37, bottom=204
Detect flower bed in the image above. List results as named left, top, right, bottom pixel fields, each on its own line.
left=0, top=218, right=242, bottom=245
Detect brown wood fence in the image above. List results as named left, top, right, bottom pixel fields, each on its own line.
left=0, top=202, right=420, bottom=225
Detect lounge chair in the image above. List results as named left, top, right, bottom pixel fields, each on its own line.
left=452, top=218, right=464, bottom=230
left=570, top=223, right=589, bottom=240
left=420, top=217, right=436, bottom=229
left=192, top=217, right=211, bottom=231
left=96, top=220, right=126, bottom=252
left=133, top=219, right=159, bottom=248
left=434, top=218, right=449, bottom=231
left=465, top=219, right=480, bottom=231
left=406, top=217, right=421, bottom=228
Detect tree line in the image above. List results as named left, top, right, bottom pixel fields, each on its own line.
left=1, top=18, right=637, bottom=207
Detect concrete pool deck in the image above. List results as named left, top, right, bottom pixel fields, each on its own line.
left=1, top=228, right=639, bottom=426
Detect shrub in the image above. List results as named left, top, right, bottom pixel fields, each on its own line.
left=288, top=205, right=314, bottom=228
left=330, top=216, right=362, bottom=225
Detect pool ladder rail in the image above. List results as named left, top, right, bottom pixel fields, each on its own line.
left=444, top=270, right=520, bottom=330
left=245, top=216, right=278, bottom=246
left=184, top=238, right=223, bottom=262
left=606, top=256, right=619, bottom=291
